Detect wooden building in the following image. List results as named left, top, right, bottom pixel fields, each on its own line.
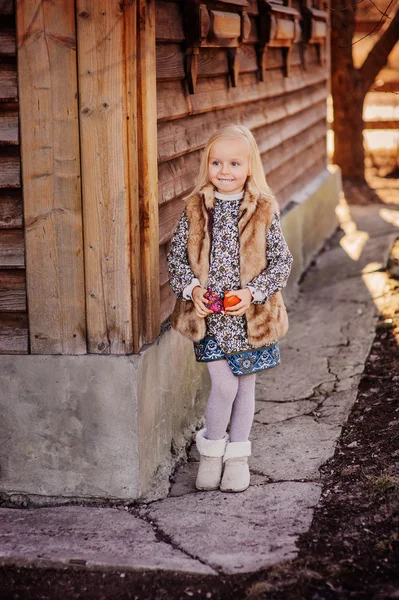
left=0, top=0, right=341, bottom=502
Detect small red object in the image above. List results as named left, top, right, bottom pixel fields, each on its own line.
left=203, top=289, right=224, bottom=313
left=223, top=290, right=241, bottom=310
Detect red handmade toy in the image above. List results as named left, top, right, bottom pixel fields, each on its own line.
left=203, top=289, right=224, bottom=314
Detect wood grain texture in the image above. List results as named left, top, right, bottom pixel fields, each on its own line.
left=157, top=64, right=327, bottom=122
left=0, top=28, right=16, bottom=56
left=0, top=110, right=18, bottom=144
left=17, top=0, right=86, bottom=354
left=0, top=191, right=23, bottom=228
left=77, top=0, right=134, bottom=354
left=0, top=68, right=17, bottom=101
left=156, top=41, right=304, bottom=84
left=0, top=269, right=26, bottom=311
left=137, top=0, right=160, bottom=343
left=0, top=149, right=19, bottom=187
left=0, top=312, right=28, bottom=354
left=125, top=0, right=142, bottom=352
left=0, top=229, right=24, bottom=268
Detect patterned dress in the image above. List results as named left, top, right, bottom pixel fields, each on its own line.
left=167, top=190, right=293, bottom=376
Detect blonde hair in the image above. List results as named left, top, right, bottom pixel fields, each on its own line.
left=185, top=124, right=275, bottom=201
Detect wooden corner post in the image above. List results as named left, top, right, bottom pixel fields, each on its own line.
left=76, top=0, right=136, bottom=354
left=137, top=0, right=160, bottom=343
left=16, top=0, right=87, bottom=354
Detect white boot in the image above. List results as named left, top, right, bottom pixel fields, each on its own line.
left=195, top=428, right=229, bottom=491
left=220, top=440, right=251, bottom=493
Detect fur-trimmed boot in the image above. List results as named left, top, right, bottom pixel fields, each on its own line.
left=220, top=440, right=251, bottom=493
left=195, top=428, right=229, bottom=491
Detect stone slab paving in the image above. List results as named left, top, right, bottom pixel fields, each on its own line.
left=142, top=483, right=322, bottom=574
left=0, top=506, right=216, bottom=574
left=1, top=203, right=398, bottom=577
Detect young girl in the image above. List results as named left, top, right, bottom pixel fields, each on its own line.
left=167, top=124, right=293, bottom=493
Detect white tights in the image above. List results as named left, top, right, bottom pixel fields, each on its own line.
left=205, top=360, right=256, bottom=442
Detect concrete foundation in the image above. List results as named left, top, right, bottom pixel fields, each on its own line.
left=0, top=165, right=341, bottom=503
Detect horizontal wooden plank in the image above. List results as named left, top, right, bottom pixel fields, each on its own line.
left=0, top=190, right=22, bottom=227
left=0, top=229, right=24, bottom=268
left=159, top=241, right=170, bottom=288
left=160, top=279, right=176, bottom=325
left=0, top=311, right=28, bottom=354
left=263, top=120, right=326, bottom=177
left=0, top=110, right=18, bottom=144
left=0, top=269, right=26, bottom=311
left=277, top=154, right=327, bottom=210
left=256, top=102, right=326, bottom=157
left=0, top=28, right=16, bottom=56
left=158, top=151, right=199, bottom=206
left=269, top=138, right=327, bottom=203
left=159, top=194, right=185, bottom=245
left=156, top=43, right=276, bottom=83
left=0, top=151, right=20, bottom=187
left=157, top=64, right=327, bottom=122
left=363, top=120, right=399, bottom=129
left=0, top=0, right=13, bottom=16
left=371, top=81, right=399, bottom=93
left=0, top=68, right=17, bottom=101
left=157, top=82, right=327, bottom=162
left=156, top=2, right=184, bottom=42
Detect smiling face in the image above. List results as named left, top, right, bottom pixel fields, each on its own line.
left=208, top=137, right=251, bottom=194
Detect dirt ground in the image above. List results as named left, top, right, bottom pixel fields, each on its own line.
left=244, top=241, right=399, bottom=600
left=1, top=166, right=398, bottom=600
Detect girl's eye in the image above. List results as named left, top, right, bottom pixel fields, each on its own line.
left=231, top=162, right=239, bottom=167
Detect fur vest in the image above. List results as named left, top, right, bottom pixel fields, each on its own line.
left=170, top=175, right=289, bottom=348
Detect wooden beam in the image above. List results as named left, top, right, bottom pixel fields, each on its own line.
left=125, top=0, right=143, bottom=352
left=16, top=0, right=87, bottom=354
left=76, top=0, right=135, bottom=354
left=137, top=0, right=160, bottom=342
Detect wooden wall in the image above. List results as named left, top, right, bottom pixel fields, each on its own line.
left=156, top=0, right=329, bottom=323
left=0, top=0, right=28, bottom=354
left=0, top=0, right=330, bottom=355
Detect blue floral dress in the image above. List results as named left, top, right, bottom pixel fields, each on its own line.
left=167, top=190, right=293, bottom=376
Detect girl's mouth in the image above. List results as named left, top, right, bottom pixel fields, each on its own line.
left=218, top=178, right=234, bottom=182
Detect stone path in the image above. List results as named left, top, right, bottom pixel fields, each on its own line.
left=1, top=201, right=398, bottom=577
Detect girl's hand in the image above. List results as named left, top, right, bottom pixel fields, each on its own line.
left=224, top=288, right=252, bottom=317
left=192, top=286, right=213, bottom=318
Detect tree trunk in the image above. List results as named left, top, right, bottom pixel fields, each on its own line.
left=330, top=0, right=399, bottom=182
left=331, top=0, right=366, bottom=181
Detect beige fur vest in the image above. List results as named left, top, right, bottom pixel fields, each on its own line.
left=170, top=176, right=289, bottom=348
